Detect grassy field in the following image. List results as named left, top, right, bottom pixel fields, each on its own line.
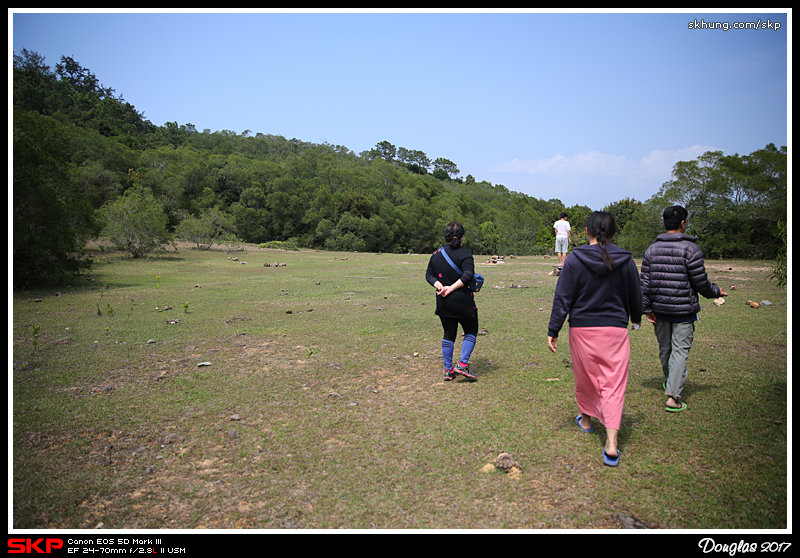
left=11, top=244, right=788, bottom=530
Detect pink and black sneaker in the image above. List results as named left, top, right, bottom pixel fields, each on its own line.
left=456, top=362, right=477, bottom=381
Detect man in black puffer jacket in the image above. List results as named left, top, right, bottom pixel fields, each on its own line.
left=641, top=206, right=728, bottom=412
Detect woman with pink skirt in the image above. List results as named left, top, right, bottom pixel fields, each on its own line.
left=547, top=212, right=642, bottom=466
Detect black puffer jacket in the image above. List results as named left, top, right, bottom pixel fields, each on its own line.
left=640, top=233, right=721, bottom=317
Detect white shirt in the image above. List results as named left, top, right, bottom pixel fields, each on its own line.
left=554, top=220, right=571, bottom=238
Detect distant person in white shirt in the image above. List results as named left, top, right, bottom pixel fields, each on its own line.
left=553, top=213, right=572, bottom=265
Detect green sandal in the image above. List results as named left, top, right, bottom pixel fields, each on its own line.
left=665, top=402, right=688, bottom=413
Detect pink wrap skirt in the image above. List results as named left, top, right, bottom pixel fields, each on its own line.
left=568, top=327, right=630, bottom=430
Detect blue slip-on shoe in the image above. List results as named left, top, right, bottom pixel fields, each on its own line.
left=603, top=448, right=621, bottom=467
left=575, top=415, right=594, bottom=433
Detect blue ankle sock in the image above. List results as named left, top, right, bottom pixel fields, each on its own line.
left=460, top=334, right=476, bottom=365
left=441, top=339, right=454, bottom=370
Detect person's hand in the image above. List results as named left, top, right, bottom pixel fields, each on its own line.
left=646, top=312, right=657, bottom=324
left=440, top=279, right=464, bottom=297
left=719, top=290, right=729, bottom=297
left=547, top=336, right=558, bottom=353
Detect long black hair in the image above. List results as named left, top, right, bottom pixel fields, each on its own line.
left=586, top=211, right=617, bottom=270
left=444, top=222, right=465, bottom=249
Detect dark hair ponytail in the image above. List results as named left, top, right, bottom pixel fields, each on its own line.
left=586, top=211, right=617, bottom=270
left=444, top=222, right=465, bottom=249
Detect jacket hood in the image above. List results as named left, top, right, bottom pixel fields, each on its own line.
left=571, top=243, right=633, bottom=277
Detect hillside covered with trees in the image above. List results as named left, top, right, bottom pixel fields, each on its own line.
left=13, top=49, right=787, bottom=287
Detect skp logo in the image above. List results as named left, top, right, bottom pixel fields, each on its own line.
left=8, top=539, right=64, bottom=554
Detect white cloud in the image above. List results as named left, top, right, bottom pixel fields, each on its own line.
left=491, top=151, right=631, bottom=176
left=637, top=145, right=714, bottom=178
left=492, top=146, right=714, bottom=178
left=486, top=145, right=718, bottom=207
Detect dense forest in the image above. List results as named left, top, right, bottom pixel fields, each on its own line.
left=13, top=49, right=787, bottom=287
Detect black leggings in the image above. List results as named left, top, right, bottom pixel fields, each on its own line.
left=440, top=314, right=479, bottom=342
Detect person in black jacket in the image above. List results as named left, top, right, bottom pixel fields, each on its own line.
left=425, top=222, right=479, bottom=381
left=547, top=212, right=642, bottom=466
left=640, top=206, right=728, bottom=412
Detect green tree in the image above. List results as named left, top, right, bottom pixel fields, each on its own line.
left=475, top=221, right=502, bottom=255
left=657, top=146, right=787, bottom=259
left=410, top=150, right=431, bottom=173
left=433, top=157, right=460, bottom=179
left=98, top=186, right=172, bottom=258
left=14, top=50, right=155, bottom=143
left=230, top=186, right=269, bottom=243
left=397, top=147, right=412, bottom=164
left=495, top=197, right=546, bottom=255
left=768, top=221, right=787, bottom=289
left=603, top=197, right=642, bottom=234
left=615, top=194, right=671, bottom=257
left=396, top=199, right=438, bottom=254
left=175, top=208, right=236, bottom=250
left=13, top=111, right=98, bottom=286
left=13, top=48, right=57, bottom=115
left=371, top=140, right=397, bottom=161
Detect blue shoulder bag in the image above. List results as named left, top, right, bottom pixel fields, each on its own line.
left=440, top=246, right=484, bottom=293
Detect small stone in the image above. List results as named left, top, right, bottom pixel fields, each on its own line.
left=616, top=513, right=650, bottom=529
left=495, top=452, right=521, bottom=474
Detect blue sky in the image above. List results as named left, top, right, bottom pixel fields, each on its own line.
left=10, top=9, right=789, bottom=210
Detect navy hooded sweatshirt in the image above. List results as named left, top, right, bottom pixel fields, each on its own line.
left=547, top=243, right=643, bottom=338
